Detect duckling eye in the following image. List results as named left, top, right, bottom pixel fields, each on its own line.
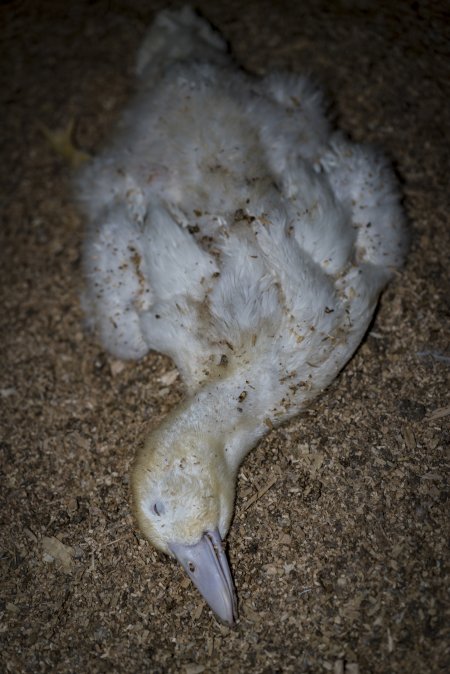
left=153, top=501, right=165, bottom=516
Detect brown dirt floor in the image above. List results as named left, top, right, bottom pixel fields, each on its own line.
left=1, top=1, right=449, bottom=672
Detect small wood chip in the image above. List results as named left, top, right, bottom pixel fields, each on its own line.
left=346, top=664, right=359, bottom=674
left=426, top=405, right=450, bottom=421
left=242, top=475, right=277, bottom=510
left=402, top=427, right=416, bottom=450
left=387, top=628, right=394, bottom=653
left=42, top=536, right=74, bottom=573
left=184, top=664, right=205, bottom=674
left=279, top=533, right=292, bottom=546
left=0, top=387, right=16, bottom=397
left=310, top=451, right=325, bottom=476
left=159, top=368, right=179, bottom=386
left=109, top=359, right=126, bottom=376
left=6, top=602, right=19, bottom=613
left=192, top=603, right=204, bottom=620
left=243, top=603, right=260, bottom=622
left=206, top=636, right=214, bottom=656
left=334, top=660, right=344, bottom=674
left=24, top=527, right=38, bottom=543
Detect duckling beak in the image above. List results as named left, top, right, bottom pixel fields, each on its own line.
left=169, top=529, right=238, bottom=625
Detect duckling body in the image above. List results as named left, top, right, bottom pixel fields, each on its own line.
left=77, top=7, right=408, bottom=624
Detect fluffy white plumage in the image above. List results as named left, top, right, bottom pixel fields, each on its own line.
left=76, top=7, right=408, bottom=624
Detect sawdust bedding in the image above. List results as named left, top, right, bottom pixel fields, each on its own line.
left=0, top=1, right=448, bottom=672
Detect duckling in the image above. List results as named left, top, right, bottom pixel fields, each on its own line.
left=76, top=6, right=408, bottom=625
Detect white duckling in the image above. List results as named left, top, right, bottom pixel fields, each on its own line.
left=77, top=7, right=408, bottom=625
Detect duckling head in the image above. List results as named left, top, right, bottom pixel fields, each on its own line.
left=131, top=417, right=238, bottom=625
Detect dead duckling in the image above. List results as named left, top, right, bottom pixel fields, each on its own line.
left=77, top=6, right=408, bottom=624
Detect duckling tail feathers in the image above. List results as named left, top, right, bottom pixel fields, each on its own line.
left=136, top=6, right=230, bottom=82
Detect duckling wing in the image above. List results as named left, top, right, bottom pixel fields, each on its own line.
left=80, top=179, right=222, bottom=370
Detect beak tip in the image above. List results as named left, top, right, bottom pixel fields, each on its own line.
left=169, top=529, right=238, bottom=624
left=211, top=596, right=237, bottom=627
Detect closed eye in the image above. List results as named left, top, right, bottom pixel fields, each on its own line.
left=153, top=501, right=165, bottom=516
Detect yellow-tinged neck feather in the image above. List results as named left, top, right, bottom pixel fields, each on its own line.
left=131, top=367, right=269, bottom=553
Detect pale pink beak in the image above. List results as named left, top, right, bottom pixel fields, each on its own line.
left=169, top=529, right=237, bottom=625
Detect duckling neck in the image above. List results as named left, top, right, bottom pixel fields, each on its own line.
left=169, top=366, right=282, bottom=474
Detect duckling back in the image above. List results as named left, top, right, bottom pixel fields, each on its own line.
left=77, top=7, right=408, bottom=398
